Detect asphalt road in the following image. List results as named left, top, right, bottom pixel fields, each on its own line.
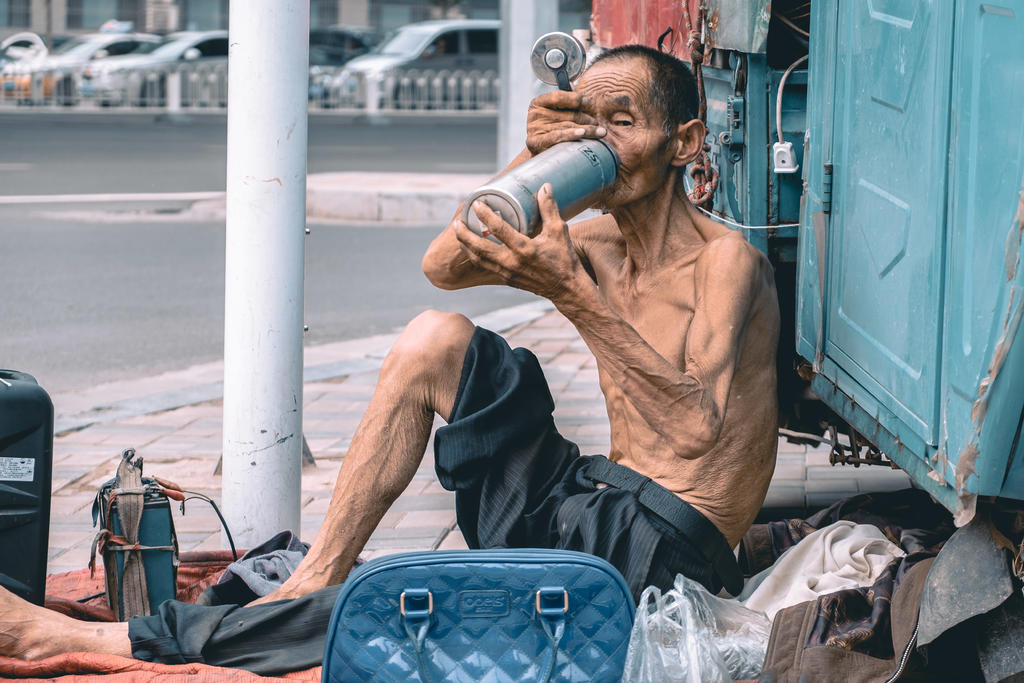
left=0, top=111, right=498, bottom=195
left=0, top=113, right=537, bottom=394
left=0, top=207, right=536, bottom=394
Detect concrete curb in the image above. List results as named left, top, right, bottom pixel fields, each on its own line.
left=306, top=171, right=489, bottom=224
left=22, top=172, right=495, bottom=226
left=52, top=300, right=553, bottom=436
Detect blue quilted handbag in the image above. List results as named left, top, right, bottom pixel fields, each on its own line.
left=321, top=549, right=635, bottom=682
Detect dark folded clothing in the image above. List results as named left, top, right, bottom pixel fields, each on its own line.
left=199, top=530, right=310, bottom=606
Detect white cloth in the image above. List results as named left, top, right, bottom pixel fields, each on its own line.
left=737, top=520, right=905, bottom=620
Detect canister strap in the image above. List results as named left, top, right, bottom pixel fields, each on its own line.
left=113, top=450, right=151, bottom=619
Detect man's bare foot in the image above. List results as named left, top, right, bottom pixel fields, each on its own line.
left=0, top=586, right=132, bottom=660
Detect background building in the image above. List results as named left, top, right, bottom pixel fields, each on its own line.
left=1, top=0, right=592, bottom=41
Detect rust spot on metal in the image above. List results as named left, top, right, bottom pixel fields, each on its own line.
left=972, top=191, right=1022, bottom=421
left=932, top=449, right=951, bottom=482
left=953, top=443, right=980, bottom=527
left=972, top=284, right=1022, bottom=425
left=1006, top=189, right=1023, bottom=281
left=706, top=6, right=720, bottom=40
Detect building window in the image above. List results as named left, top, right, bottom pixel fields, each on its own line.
left=371, top=2, right=436, bottom=34
left=310, top=0, right=339, bottom=29
left=179, top=0, right=228, bottom=30
left=0, top=0, right=30, bottom=27
left=66, top=0, right=143, bottom=31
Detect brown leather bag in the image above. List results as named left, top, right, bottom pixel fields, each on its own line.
left=759, top=559, right=933, bottom=682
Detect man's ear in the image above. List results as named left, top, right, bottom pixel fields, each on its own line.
left=670, top=119, right=706, bottom=167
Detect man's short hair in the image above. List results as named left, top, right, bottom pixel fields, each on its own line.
left=590, top=45, right=699, bottom=135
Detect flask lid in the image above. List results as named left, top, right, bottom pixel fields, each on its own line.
left=531, top=32, right=586, bottom=88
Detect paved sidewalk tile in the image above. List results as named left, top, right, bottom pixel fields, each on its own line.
left=762, top=484, right=806, bottom=509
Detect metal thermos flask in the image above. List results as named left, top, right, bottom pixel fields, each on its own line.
left=462, top=138, right=619, bottom=239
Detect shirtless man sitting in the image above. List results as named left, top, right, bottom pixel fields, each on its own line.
left=0, top=45, right=779, bottom=675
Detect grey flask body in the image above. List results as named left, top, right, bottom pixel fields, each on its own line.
left=462, top=139, right=619, bottom=239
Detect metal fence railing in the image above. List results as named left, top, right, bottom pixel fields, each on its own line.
left=132, top=63, right=228, bottom=108
left=0, top=62, right=498, bottom=114
left=309, top=67, right=500, bottom=113
left=0, top=62, right=229, bottom=108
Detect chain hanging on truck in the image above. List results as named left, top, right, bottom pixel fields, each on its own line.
left=682, top=1, right=719, bottom=210
left=826, top=424, right=900, bottom=469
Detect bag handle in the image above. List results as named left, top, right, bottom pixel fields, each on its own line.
left=399, top=586, right=569, bottom=683
left=536, top=587, right=568, bottom=683
left=400, top=589, right=435, bottom=683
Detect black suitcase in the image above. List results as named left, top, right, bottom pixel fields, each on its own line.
left=0, top=370, right=54, bottom=605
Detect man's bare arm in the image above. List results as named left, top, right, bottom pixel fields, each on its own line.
left=422, top=149, right=531, bottom=290
left=462, top=189, right=763, bottom=459
left=422, top=91, right=605, bottom=290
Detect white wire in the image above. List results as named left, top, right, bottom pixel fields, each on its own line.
left=696, top=203, right=799, bottom=230
left=776, top=54, right=808, bottom=144
left=683, top=176, right=800, bottom=230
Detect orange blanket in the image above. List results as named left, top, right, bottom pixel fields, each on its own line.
left=1, top=551, right=321, bottom=681
left=0, top=653, right=321, bottom=681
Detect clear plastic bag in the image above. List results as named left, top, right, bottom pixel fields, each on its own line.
left=622, top=573, right=772, bottom=682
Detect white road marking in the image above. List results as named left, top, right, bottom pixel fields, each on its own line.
left=0, top=190, right=224, bottom=205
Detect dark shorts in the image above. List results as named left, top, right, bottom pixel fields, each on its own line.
left=434, top=326, right=734, bottom=602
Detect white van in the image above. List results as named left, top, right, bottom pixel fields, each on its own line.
left=328, top=18, right=499, bottom=109
left=345, top=19, right=499, bottom=76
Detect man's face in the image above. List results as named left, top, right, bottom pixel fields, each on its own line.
left=576, top=58, right=678, bottom=209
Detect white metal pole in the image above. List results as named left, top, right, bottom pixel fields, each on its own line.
left=498, top=0, right=558, bottom=169
left=365, top=73, right=380, bottom=118
left=166, top=69, right=181, bottom=114
left=222, top=0, right=309, bottom=547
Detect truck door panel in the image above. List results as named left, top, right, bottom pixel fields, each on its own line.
left=824, top=0, right=953, bottom=447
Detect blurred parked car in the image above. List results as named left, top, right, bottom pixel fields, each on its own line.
left=309, top=26, right=377, bottom=66
left=80, top=30, right=228, bottom=106
left=349, top=19, right=498, bottom=75
left=48, top=35, right=74, bottom=51
left=308, top=25, right=378, bottom=102
left=0, top=32, right=48, bottom=69
left=1, top=31, right=159, bottom=104
left=323, top=19, right=499, bottom=109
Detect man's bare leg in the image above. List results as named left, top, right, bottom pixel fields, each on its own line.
left=256, top=311, right=475, bottom=603
left=0, top=586, right=131, bottom=660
